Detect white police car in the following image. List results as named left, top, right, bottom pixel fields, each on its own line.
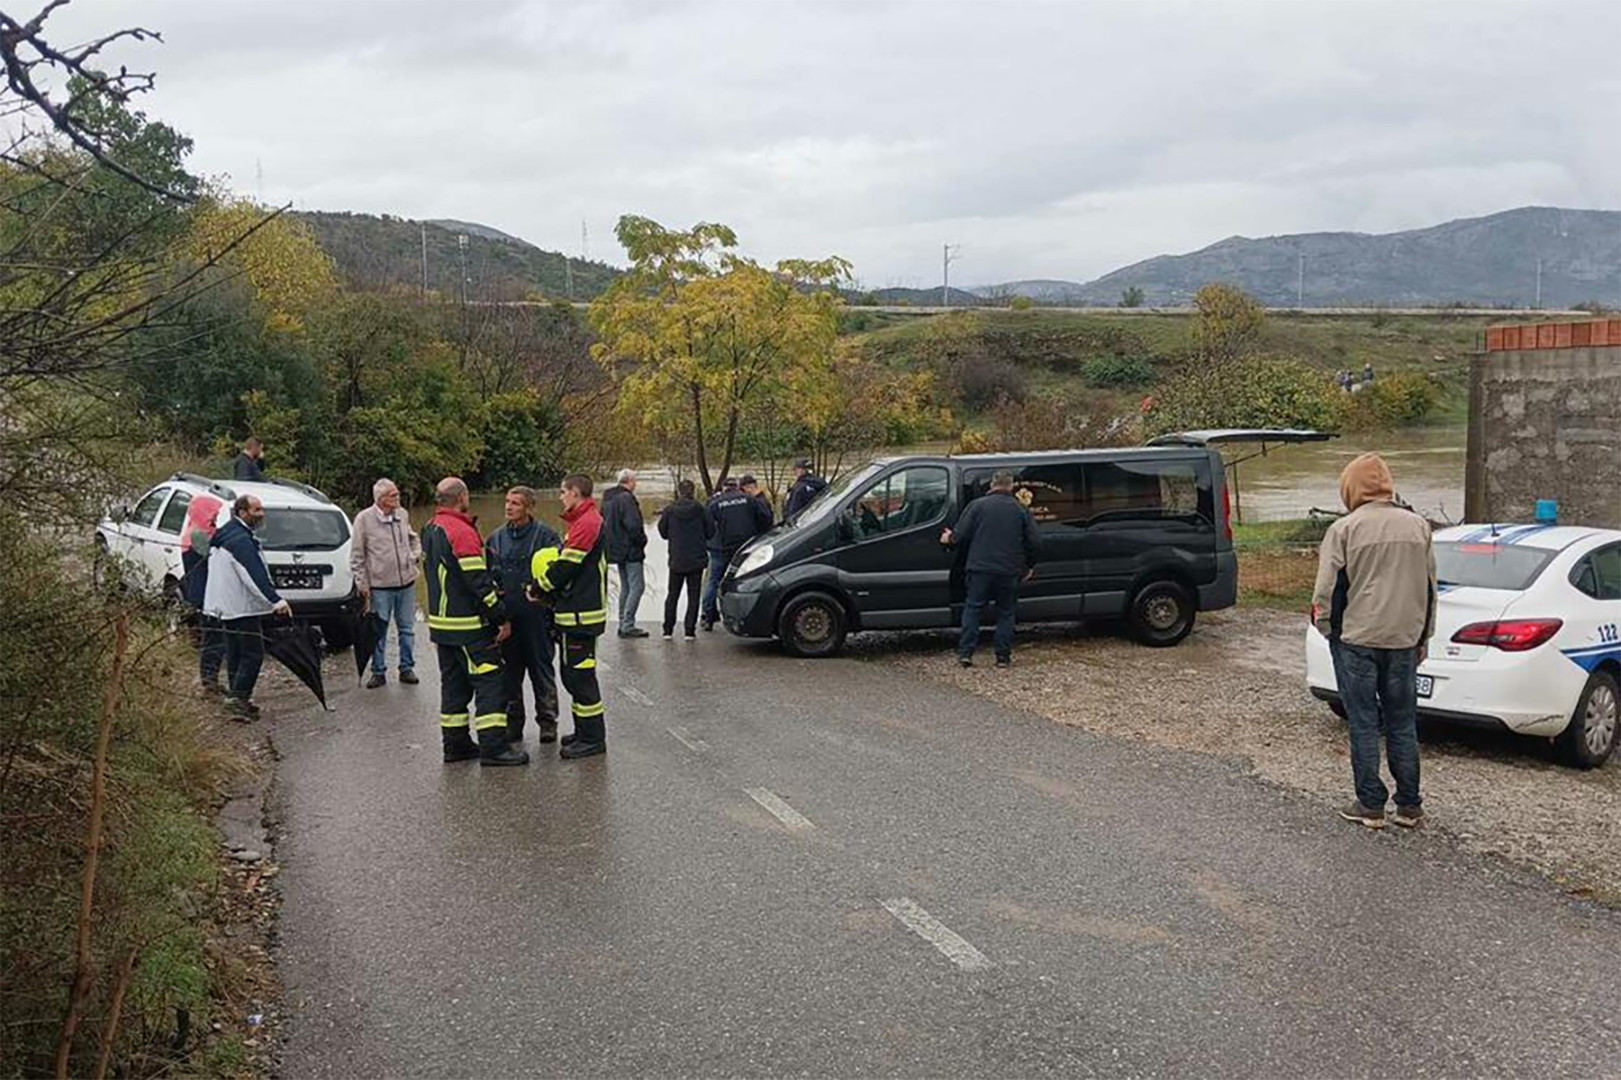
left=1306, top=523, right=1621, bottom=768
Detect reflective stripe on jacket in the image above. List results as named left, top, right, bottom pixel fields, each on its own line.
left=533, top=497, right=608, bottom=635
left=423, top=507, right=504, bottom=644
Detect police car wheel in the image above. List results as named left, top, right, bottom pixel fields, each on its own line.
left=1127, top=580, right=1195, bottom=647
left=1559, top=670, right=1619, bottom=769
left=778, top=592, right=847, bottom=659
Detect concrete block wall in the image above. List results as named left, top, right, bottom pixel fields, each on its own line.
left=1465, top=345, right=1621, bottom=528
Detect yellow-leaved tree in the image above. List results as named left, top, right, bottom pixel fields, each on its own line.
left=589, top=215, right=850, bottom=493
left=180, top=195, right=336, bottom=331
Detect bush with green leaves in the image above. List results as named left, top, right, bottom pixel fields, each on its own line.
left=473, top=390, right=568, bottom=491
left=1146, top=353, right=1338, bottom=435
left=1080, top=354, right=1156, bottom=388
left=1334, top=370, right=1440, bottom=430
left=1009, top=295, right=1035, bottom=311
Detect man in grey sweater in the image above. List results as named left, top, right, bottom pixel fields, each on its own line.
left=350, top=478, right=422, bottom=687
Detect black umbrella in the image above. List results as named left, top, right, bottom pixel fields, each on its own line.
left=351, top=610, right=388, bottom=681
left=262, top=617, right=329, bottom=709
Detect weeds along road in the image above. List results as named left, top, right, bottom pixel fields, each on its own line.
left=267, top=628, right=1621, bottom=1078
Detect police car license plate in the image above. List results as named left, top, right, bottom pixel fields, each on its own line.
left=272, top=567, right=323, bottom=590
left=1415, top=675, right=1434, bottom=699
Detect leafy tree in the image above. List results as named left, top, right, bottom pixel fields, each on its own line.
left=589, top=215, right=850, bottom=493
left=1191, top=283, right=1265, bottom=363
left=1009, top=295, right=1035, bottom=311
left=1146, top=353, right=1336, bottom=435
left=1120, top=285, right=1145, bottom=308
left=472, top=389, right=568, bottom=490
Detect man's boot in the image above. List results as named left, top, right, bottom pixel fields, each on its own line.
left=537, top=717, right=559, bottom=744
left=559, top=716, right=606, bottom=760
left=441, top=727, right=478, bottom=763
left=479, top=727, right=531, bottom=767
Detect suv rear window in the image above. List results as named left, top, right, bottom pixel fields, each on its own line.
left=1435, top=541, right=1555, bottom=591
left=258, top=509, right=350, bottom=551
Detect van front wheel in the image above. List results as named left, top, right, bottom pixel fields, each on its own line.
left=778, top=592, right=847, bottom=659
left=1127, top=580, right=1195, bottom=647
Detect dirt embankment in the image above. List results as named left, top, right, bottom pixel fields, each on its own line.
left=867, top=610, right=1621, bottom=904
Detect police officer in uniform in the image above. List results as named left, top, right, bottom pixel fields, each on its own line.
left=530, top=473, right=611, bottom=759
left=423, top=477, right=527, bottom=766
left=701, top=476, right=773, bottom=631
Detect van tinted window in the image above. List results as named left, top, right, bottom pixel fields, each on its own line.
left=1084, top=460, right=1211, bottom=524
left=847, top=466, right=950, bottom=540
left=964, top=464, right=1084, bottom=526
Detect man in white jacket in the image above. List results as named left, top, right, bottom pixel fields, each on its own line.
left=204, top=495, right=291, bottom=719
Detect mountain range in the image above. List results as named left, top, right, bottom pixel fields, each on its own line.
left=294, top=206, right=1620, bottom=309
left=972, top=207, right=1621, bottom=308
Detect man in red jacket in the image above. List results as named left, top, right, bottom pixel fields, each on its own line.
left=531, top=474, right=610, bottom=759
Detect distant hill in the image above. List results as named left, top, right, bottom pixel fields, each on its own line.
left=859, top=285, right=987, bottom=307
left=294, top=211, right=620, bottom=301
left=972, top=207, right=1621, bottom=308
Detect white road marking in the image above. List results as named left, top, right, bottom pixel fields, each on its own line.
left=620, top=684, right=654, bottom=708
left=667, top=726, right=708, bottom=752
left=744, top=787, right=815, bottom=832
left=880, top=897, right=993, bottom=972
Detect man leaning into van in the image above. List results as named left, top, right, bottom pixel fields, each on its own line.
left=942, top=470, right=1040, bottom=669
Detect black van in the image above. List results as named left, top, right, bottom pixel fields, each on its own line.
left=719, top=445, right=1238, bottom=657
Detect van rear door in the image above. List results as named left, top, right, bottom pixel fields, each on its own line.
left=1078, top=456, right=1218, bottom=615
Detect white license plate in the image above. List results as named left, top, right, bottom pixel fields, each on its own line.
left=1415, top=674, right=1434, bottom=699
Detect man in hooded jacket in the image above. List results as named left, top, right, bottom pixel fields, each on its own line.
left=1311, top=452, right=1437, bottom=831
left=657, top=479, right=715, bottom=638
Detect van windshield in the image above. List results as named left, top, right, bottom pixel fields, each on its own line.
left=791, top=463, right=882, bottom=528
left=258, top=509, right=350, bottom=552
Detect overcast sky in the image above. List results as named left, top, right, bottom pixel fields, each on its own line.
left=50, top=0, right=1621, bottom=286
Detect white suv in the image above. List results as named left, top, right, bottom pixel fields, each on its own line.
left=96, top=473, right=360, bottom=642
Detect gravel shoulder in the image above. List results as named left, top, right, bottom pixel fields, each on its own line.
left=865, top=608, right=1621, bottom=905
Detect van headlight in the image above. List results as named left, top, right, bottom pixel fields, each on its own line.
left=735, top=544, right=774, bottom=578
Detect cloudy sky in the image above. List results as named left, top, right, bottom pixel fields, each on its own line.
left=51, top=0, right=1621, bottom=286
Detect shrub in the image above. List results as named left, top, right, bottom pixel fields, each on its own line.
left=1120, top=285, right=1145, bottom=308
left=1146, top=353, right=1337, bottom=435
left=955, top=357, right=1028, bottom=410
left=473, top=390, right=567, bottom=490
left=1009, top=295, right=1035, bottom=311
left=1080, top=354, right=1156, bottom=388
left=1334, top=370, right=1440, bottom=430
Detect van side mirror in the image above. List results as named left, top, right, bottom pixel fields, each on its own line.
left=834, top=514, right=854, bottom=543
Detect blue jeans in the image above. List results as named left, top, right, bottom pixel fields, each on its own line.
left=1330, top=641, right=1422, bottom=810
left=958, top=571, right=1019, bottom=660
left=369, top=584, right=417, bottom=674
left=701, top=549, right=730, bottom=624
left=617, top=561, right=646, bottom=632
left=222, top=616, right=265, bottom=701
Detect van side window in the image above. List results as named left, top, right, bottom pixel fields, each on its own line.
left=1084, top=461, right=1211, bottom=524
left=964, top=464, right=1085, bottom=527
left=847, top=467, right=950, bottom=540
left=129, top=487, right=169, bottom=528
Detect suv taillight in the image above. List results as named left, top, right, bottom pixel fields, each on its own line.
left=1451, top=619, right=1563, bottom=652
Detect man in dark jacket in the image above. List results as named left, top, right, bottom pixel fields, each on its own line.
left=601, top=468, right=649, bottom=639
left=701, top=476, right=774, bottom=631
left=531, top=474, right=610, bottom=759
left=233, top=437, right=266, bottom=481
left=203, top=495, right=292, bottom=719
left=423, top=477, right=525, bottom=767
left=783, top=458, right=828, bottom=521
left=942, top=470, right=1040, bottom=668
left=486, top=486, right=561, bottom=746
left=657, top=479, right=715, bottom=639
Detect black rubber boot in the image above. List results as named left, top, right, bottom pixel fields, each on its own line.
left=441, top=727, right=478, bottom=763
left=505, top=715, right=525, bottom=747
left=537, top=717, right=559, bottom=744
left=479, top=727, right=531, bottom=767
left=559, top=716, right=606, bottom=760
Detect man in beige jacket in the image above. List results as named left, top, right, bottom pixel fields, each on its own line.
left=1311, top=453, right=1437, bottom=830
left=351, top=478, right=423, bottom=687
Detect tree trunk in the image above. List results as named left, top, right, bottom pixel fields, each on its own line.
left=717, top=403, right=742, bottom=490
left=689, top=381, right=713, bottom=495
left=55, top=613, right=129, bottom=1080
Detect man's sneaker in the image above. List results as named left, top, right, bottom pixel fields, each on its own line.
left=365, top=671, right=386, bottom=689
left=1392, top=805, right=1425, bottom=829
left=958, top=656, right=974, bottom=668
left=226, top=697, right=260, bottom=723
left=995, top=654, right=1012, bottom=669
left=684, top=631, right=697, bottom=641
left=662, top=629, right=674, bottom=640
left=399, top=669, right=420, bottom=685
left=1338, top=802, right=1386, bottom=829
left=619, top=627, right=650, bottom=639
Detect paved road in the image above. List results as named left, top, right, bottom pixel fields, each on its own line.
left=270, top=627, right=1621, bottom=1077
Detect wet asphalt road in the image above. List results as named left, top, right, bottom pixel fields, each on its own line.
left=270, top=624, right=1621, bottom=1078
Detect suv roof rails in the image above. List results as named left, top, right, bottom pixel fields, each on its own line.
left=265, top=476, right=333, bottom=505
left=170, top=472, right=237, bottom=500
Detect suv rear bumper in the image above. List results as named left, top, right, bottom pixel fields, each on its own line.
left=288, top=591, right=362, bottom=620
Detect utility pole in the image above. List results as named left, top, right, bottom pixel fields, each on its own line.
left=420, top=223, right=428, bottom=300
left=457, top=233, right=469, bottom=307
left=1534, top=258, right=1542, bottom=310
left=581, top=220, right=590, bottom=262
left=1296, top=252, right=1304, bottom=308
left=942, top=243, right=961, bottom=308
left=564, top=253, right=574, bottom=301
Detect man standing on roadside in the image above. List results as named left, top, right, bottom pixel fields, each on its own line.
left=701, top=475, right=773, bottom=631
left=350, top=478, right=421, bottom=688
left=204, top=494, right=292, bottom=720
left=233, top=437, right=267, bottom=481
left=423, top=477, right=526, bottom=767
left=942, top=470, right=1039, bottom=669
left=657, top=478, right=714, bottom=639
left=487, top=486, right=560, bottom=746
left=530, top=474, right=610, bottom=759
left=601, top=468, right=649, bottom=639
left=1312, top=452, right=1436, bottom=831
left=782, top=457, right=828, bottom=522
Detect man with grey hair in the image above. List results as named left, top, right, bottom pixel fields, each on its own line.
left=349, top=477, right=422, bottom=687
left=601, top=467, right=649, bottom=638
left=941, top=469, right=1040, bottom=668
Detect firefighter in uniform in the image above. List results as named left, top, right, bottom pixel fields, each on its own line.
left=423, top=477, right=528, bottom=766
left=530, top=473, right=610, bottom=759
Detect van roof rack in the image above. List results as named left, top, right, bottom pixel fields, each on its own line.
left=265, top=476, right=333, bottom=505
left=170, top=472, right=236, bottom=500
